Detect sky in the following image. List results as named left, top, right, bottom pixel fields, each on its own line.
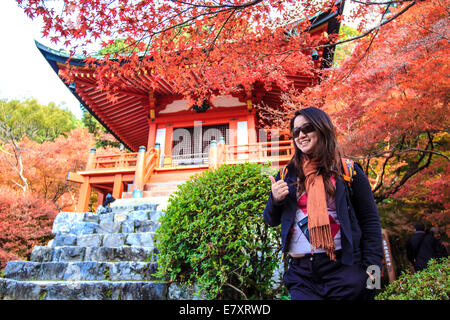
left=0, top=1, right=376, bottom=122
left=0, top=0, right=83, bottom=119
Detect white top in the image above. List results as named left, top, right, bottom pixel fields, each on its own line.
left=288, top=180, right=342, bottom=255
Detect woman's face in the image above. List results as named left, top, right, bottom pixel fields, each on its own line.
left=293, top=115, right=319, bottom=155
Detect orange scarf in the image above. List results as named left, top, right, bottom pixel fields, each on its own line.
left=302, top=157, right=336, bottom=261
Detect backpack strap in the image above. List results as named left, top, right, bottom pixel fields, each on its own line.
left=341, top=158, right=356, bottom=187
left=280, top=165, right=288, bottom=180
left=341, top=158, right=358, bottom=220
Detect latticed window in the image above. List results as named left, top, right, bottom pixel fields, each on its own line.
left=172, top=124, right=229, bottom=166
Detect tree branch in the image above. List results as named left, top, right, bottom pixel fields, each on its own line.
left=225, top=281, right=248, bottom=300
left=170, top=0, right=264, bottom=9
left=311, top=0, right=417, bottom=50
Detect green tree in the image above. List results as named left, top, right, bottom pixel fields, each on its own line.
left=0, top=99, right=80, bottom=143
left=333, top=24, right=360, bottom=67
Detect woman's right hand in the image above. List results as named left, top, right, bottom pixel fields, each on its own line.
left=269, top=176, right=289, bottom=204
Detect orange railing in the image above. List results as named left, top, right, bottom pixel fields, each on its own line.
left=90, top=152, right=139, bottom=169
left=86, top=148, right=159, bottom=184
left=206, top=139, right=294, bottom=169
left=80, top=146, right=160, bottom=199
left=143, top=148, right=160, bottom=184
left=223, top=140, right=294, bottom=164
left=127, top=147, right=160, bottom=196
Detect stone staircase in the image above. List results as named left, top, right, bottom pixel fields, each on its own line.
left=0, top=200, right=194, bottom=300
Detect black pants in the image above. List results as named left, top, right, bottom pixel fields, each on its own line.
left=283, top=250, right=368, bottom=300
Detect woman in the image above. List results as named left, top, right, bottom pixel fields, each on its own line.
left=263, top=107, right=383, bottom=300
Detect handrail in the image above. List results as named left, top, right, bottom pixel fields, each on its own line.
left=225, top=140, right=293, bottom=149
left=93, top=152, right=139, bottom=169
left=223, top=140, right=294, bottom=163
left=143, top=150, right=158, bottom=184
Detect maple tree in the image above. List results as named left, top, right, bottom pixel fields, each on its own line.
left=0, top=187, right=58, bottom=269
left=16, top=0, right=419, bottom=105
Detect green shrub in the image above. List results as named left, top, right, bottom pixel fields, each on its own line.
left=375, top=257, right=449, bottom=300
left=154, top=163, right=281, bottom=300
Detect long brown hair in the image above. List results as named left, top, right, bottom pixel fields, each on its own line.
left=288, top=107, right=342, bottom=198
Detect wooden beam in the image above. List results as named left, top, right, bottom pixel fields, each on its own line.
left=67, top=172, right=84, bottom=184
left=102, top=99, right=143, bottom=116
left=109, top=106, right=146, bottom=121
left=91, top=184, right=113, bottom=192
left=89, top=176, right=115, bottom=184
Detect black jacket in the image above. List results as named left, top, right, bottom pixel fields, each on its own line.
left=406, top=231, right=426, bottom=264
left=263, top=162, right=383, bottom=269
left=415, top=234, right=449, bottom=271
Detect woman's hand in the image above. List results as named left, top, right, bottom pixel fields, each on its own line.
left=269, top=176, right=289, bottom=204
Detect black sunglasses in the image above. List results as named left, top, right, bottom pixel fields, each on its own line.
left=292, top=123, right=316, bottom=138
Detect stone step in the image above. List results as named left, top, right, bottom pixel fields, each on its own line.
left=3, top=261, right=159, bottom=282
left=144, top=181, right=184, bottom=191
left=0, top=278, right=169, bottom=300
left=51, top=232, right=156, bottom=249
left=52, top=212, right=163, bottom=236
left=31, top=246, right=157, bottom=263
left=109, top=201, right=159, bottom=212
left=143, top=190, right=175, bottom=198
left=111, top=197, right=170, bottom=211
left=52, top=225, right=159, bottom=247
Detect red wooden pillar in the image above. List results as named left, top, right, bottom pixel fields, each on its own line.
left=76, top=148, right=96, bottom=212
left=147, top=121, right=157, bottom=151
left=228, top=120, right=238, bottom=162
left=76, top=176, right=91, bottom=212
left=155, top=143, right=161, bottom=168
left=164, top=126, right=173, bottom=167
left=132, top=146, right=146, bottom=198
left=86, top=148, right=97, bottom=170
left=113, top=174, right=124, bottom=199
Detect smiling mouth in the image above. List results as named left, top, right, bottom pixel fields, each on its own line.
left=299, top=140, right=310, bottom=146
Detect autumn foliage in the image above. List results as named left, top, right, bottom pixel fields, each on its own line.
left=0, top=128, right=95, bottom=211
left=0, top=187, right=58, bottom=269
left=17, top=0, right=349, bottom=104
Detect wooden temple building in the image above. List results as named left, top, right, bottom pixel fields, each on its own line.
left=36, top=3, right=343, bottom=212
